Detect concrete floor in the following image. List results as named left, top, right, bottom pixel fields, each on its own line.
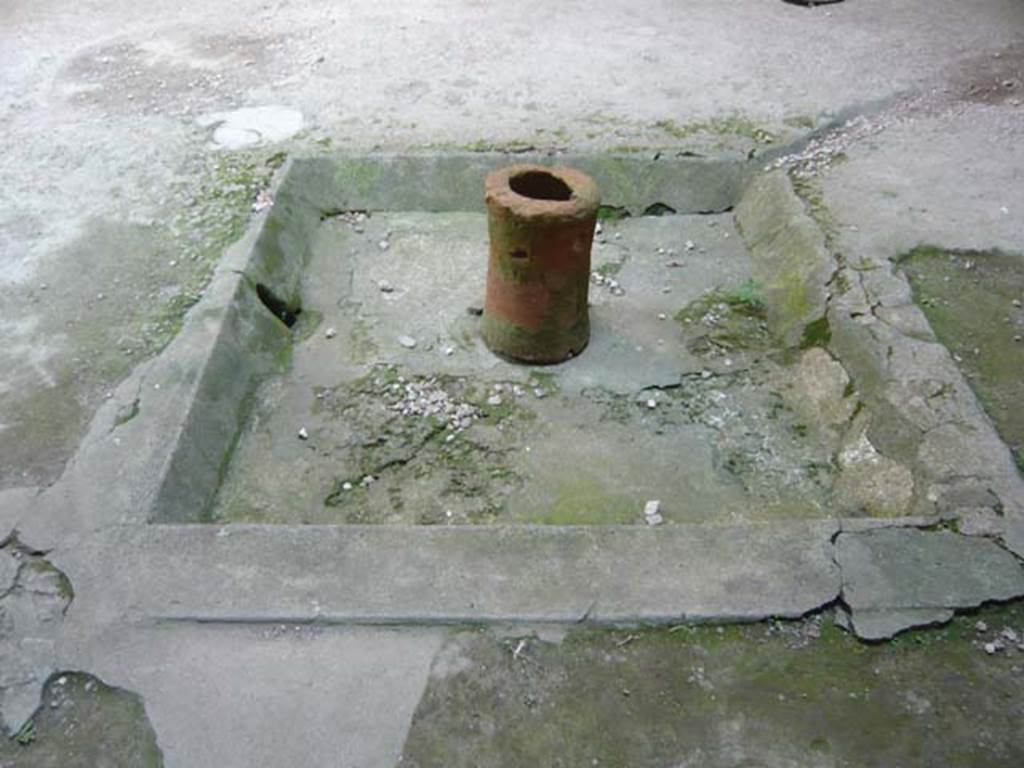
left=2, top=1, right=1024, bottom=765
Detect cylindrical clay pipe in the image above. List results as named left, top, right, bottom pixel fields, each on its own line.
left=482, top=165, right=600, bottom=364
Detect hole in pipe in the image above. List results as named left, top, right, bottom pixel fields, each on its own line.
left=509, top=171, right=573, bottom=201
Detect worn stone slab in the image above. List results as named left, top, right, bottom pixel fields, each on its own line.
left=836, top=528, right=1024, bottom=639
left=57, top=522, right=841, bottom=629
left=0, top=487, right=39, bottom=542
left=293, top=152, right=749, bottom=216
left=0, top=545, right=72, bottom=735
left=62, top=625, right=443, bottom=768
left=734, top=170, right=833, bottom=346
left=847, top=608, right=956, bottom=642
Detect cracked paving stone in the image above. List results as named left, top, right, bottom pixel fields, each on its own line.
left=0, top=549, right=19, bottom=597
left=836, top=528, right=1024, bottom=640
left=0, top=540, right=73, bottom=735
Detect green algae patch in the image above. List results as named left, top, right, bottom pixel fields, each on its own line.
left=519, top=472, right=637, bottom=525
left=899, top=246, right=1024, bottom=471
left=401, top=603, right=1024, bottom=767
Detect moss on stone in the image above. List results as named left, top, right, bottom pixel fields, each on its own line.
left=674, top=284, right=772, bottom=354
left=0, top=674, right=163, bottom=767
left=899, top=245, right=1024, bottom=471
left=402, top=602, right=1024, bottom=767
left=653, top=115, right=776, bottom=144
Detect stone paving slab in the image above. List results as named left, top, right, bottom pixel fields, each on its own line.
left=60, top=624, right=443, bottom=768
left=56, top=521, right=842, bottom=628
left=836, top=528, right=1024, bottom=640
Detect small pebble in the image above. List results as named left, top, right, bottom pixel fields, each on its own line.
left=297, top=427, right=309, bottom=440
left=398, top=335, right=417, bottom=349
left=487, top=394, right=503, bottom=406
left=644, top=500, right=661, bottom=517
left=342, top=482, right=353, bottom=491
left=1012, top=299, right=1021, bottom=308
left=984, top=640, right=1004, bottom=655
left=976, top=620, right=989, bottom=633
left=685, top=240, right=695, bottom=251
left=378, top=240, right=390, bottom=251
left=441, top=345, right=455, bottom=356
left=657, top=313, right=667, bottom=320
left=646, top=399, right=657, bottom=409
left=324, top=327, right=337, bottom=339
left=533, top=388, right=547, bottom=399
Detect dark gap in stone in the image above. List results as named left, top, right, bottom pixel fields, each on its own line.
left=256, top=283, right=300, bottom=327
left=643, top=202, right=677, bottom=216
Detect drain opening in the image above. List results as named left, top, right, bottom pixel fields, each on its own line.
left=509, top=171, right=573, bottom=201
left=256, top=283, right=301, bottom=327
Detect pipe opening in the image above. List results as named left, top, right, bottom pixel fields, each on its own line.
left=509, top=171, right=573, bottom=201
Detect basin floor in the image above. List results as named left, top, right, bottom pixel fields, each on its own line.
left=215, top=212, right=841, bottom=525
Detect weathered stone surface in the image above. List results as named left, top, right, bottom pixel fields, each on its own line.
left=300, top=152, right=749, bottom=217
left=64, top=625, right=442, bottom=768
left=0, top=548, right=18, bottom=595
left=734, top=170, right=833, bottom=346
left=833, top=427, right=915, bottom=517
left=0, top=487, right=39, bottom=542
left=918, top=422, right=1006, bottom=479
left=875, top=304, right=936, bottom=341
left=843, top=608, right=955, bottom=642
left=837, top=528, right=1024, bottom=639
left=781, top=347, right=857, bottom=434
left=59, top=521, right=842, bottom=627
left=957, top=507, right=1006, bottom=537
left=0, top=542, right=72, bottom=734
